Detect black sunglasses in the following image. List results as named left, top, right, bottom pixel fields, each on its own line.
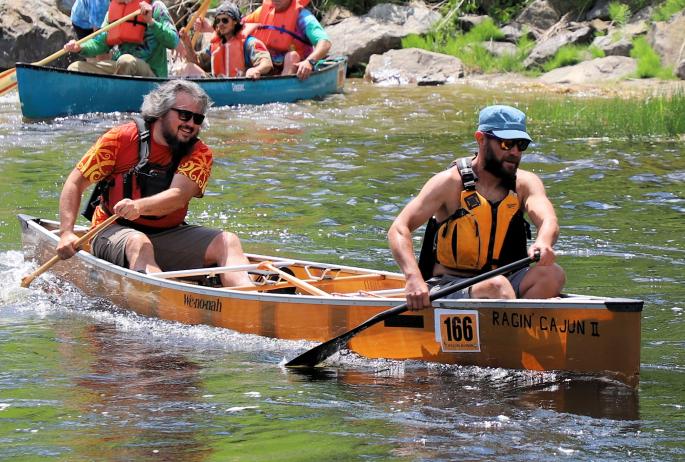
left=485, top=133, right=530, bottom=152
left=170, top=107, right=205, bottom=125
left=214, top=16, right=231, bottom=25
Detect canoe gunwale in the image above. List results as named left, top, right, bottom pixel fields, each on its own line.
left=19, top=214, right=644, bottom=311
left=14, top=60, right=343, bottom=85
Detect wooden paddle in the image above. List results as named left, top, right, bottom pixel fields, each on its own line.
left=285, top=252, right=540, bottom=368
left=0, top=9, right=142, bottom=96
left=257, top=261, right=332, bottom=297
left=20, top=214, right=119, bottom=288
left=185, top=0, right=212, bottom=49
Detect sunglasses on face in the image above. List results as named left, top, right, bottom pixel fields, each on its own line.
left=170, top=107, right=205, bottom=125
left=214, top=16, right=231, bottom=25
left=485, top=133, right=530, bottom=152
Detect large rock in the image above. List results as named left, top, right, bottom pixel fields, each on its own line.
left=647, top=11, right=685, bottom=68
left=517, top=0, right=560, bottom=31
left=539, top=56, right=637, bottom=84
left=364, top=48, right=463, bottom=86
left=677, top=59, right=685, bottom=80
left=0, top=0, right=72, bottom=69
left=592, top=35, right=633, bottom=57
left=327, top=2, right=441, bottom=71
left=523, top=23, right=594, bottom=68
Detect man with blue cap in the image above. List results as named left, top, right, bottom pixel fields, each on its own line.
left=388, top=105, right=566, bottom=310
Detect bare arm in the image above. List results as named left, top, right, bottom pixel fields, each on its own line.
left=57, top=169, right=94, bottom=259
left=518, top=170, right=559, bottom=266
left=388, top=169, right=459, bottom=309
left=112, top=173, right=201, bottom=220
left=296, top=39, right=331, bottom=80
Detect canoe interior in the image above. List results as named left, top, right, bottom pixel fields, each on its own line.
left=19, top=215, right=643, bottom=388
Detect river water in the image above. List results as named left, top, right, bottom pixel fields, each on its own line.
left=0, top=80, right=683, bottom=461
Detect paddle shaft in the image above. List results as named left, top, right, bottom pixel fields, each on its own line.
left=0, top=9, right=142, bottom=96
left=20, top=214, right=119, bottom=288
left=285, top=253, right=539, bottom=368
left=151, top=260, right=294, bottom=279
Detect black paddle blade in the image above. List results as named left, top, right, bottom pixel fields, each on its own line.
left=285, top=334, right=353, bottom=368
left=285, top=253, right=539, bottom=368
left=285, top=304, right=408, bottom=367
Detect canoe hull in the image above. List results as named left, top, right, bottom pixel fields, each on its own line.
left=19, top=214, right=642, bottom=387
left=15, top=59, right=346, bottom=119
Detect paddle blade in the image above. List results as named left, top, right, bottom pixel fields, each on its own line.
left=0, top=69, right=17, bottom=96
left=285, top=304, right=409, bottom=367
left=285, top=334, right=354, bottom=368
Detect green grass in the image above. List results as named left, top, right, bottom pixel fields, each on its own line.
left=630, top=36, right=674, bottom=79
left=608, top=1, right=632, bottom=26
left=651, top=0, right=685, bottom=21
left=401, top=19, right=535, bottom=74
left=524, top=89, right=685, bottom=138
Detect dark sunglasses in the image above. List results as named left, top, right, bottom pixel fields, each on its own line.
left=214, top=16, right=231, bottom=25
left=485, top=133, right=530, bottom=152
left=170, top=107, right=205, bottom=125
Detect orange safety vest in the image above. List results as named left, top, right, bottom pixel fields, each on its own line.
left=210, top=33, right=248, bottom=77
left=245, top=0, right=312, bottom=59
left=106, top=1, right=147, bottom=46
left=97, top=119, right=188, bottom=230
left=426, top=157, right=530, bottom=275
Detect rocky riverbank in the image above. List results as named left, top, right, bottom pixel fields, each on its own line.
left=1, top=0, right=684, bottom=91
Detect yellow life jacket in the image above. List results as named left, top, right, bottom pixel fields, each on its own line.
left=431, top=157, right=529, bottom=275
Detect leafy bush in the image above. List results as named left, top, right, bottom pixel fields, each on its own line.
left=608, top=1, right=631, bottom=26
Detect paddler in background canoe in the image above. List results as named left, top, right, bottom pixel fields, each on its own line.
left=56, top=80, right=254, bottom=288
left=62, top=0, right=178, bottom=77
left=175, top=2, right=273, bottom=79
left=388, top=105, right=566, bottom=310
left=242, top=0, right=331, bottom=80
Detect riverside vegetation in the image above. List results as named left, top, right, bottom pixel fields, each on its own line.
left=400, top=0, right=684, bottom=79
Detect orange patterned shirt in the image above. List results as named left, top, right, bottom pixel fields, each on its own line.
left=77, top=121, right=213, bottom=226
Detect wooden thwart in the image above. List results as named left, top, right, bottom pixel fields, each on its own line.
left=230, top=273, right=388, bottom=293
left=258, top=261, right=331, bottom=297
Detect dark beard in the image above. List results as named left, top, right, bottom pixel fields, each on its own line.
left=161, top=124, right=198, bottom=163
left=483, top=143, right=517, bottom=191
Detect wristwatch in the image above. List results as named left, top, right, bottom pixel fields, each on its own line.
left=307, top=58, right=317, bottom=68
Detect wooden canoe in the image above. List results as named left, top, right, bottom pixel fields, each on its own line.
left=15, top=58, right=346, bottom=119
left=18, top=214, right=642, bottom=387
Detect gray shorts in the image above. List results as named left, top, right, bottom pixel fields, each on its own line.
left=426, top=267, right=530, bottom=299
left=91, top=223, right=222, bottom=271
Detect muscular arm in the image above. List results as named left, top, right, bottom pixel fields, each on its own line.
left=518, top=170, right=559, bottom=266
left=112, top=173, right=201, bottom=220
left=388, top=169, right=459, bottom=309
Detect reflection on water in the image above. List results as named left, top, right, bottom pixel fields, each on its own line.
left=1, top=80, right=684, bottom=460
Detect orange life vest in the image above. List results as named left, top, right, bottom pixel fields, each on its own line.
left=106, top=1, right=147, bottom=46
left=97, top=119, right=188, bottom=230
left=245, top=0, right=312, bottom=59
left=210, top=33, right=248, bottom=77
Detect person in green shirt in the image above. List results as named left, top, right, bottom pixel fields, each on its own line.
left=63, top=0, right=179, bottom=77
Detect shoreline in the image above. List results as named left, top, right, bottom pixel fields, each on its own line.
left=456, top=72, right=685, bottom=98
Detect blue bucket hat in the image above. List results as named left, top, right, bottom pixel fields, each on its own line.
left=477, top=105, right=532, bottom=141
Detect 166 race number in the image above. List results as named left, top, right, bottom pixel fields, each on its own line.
left=434, top=309, right=481, bottom=352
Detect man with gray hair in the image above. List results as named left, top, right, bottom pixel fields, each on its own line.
left=56, top=80, right=254, bottom=287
